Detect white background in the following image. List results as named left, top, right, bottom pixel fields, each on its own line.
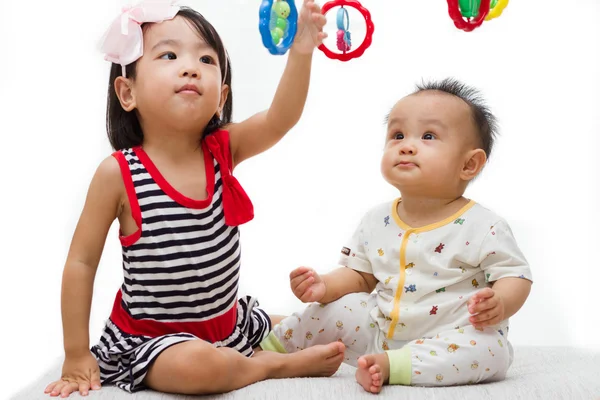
left=1, top=0, right=599, bottom=398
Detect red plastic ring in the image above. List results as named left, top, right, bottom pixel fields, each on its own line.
left=447, top=0, right=490, bottom=32
left=318, top=0, right=374, bottom=61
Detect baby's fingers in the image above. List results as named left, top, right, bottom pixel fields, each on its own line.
left=290, top=271, right=312, bottom=289
left=472, top=314, right=502, bottom=329
left=300, top=286, right=319, bottom=303
left=470, top=308, right=500, bottom=324
left=471, top=288, right=494, bottom=303
left=295, top=275, right=315, bottom=296
left=469, top=298, right=496, bottom=314
left=290, top=266, right=311, bottom=280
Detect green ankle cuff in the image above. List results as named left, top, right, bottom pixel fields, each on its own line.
left=386, top=346, right=412, bottom=385
left=259, top=331, right=287, bottom=354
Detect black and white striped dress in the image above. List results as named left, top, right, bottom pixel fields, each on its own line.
left=90, top=130, right=271, bottom=392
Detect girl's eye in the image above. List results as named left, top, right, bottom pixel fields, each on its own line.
left=422, top=133, right=435, bottom=140
left=394, top=133, right=404, bottom=140
left=160, top=52, right=177, bottom=60
left=200, top=55, right=214, bottom=64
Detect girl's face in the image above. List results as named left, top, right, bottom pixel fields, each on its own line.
left=119, top=16, right=228, bottom=135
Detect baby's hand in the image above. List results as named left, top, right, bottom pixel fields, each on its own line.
left=290, top=266, right=326, bottom=303
left=468, top=288, right=506, bottom=329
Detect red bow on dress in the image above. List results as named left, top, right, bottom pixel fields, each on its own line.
left=204, top=130, right=254, bottom=226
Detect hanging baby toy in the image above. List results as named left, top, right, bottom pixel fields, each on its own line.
left=336, top=6, right=351, bottom=52
left=447, top=0, right=509, bottom=32
left=318, top=0, right=374, bottom=62
left=259, top=0, right=299, bottom=55
left=484, top=0, right=509, bottom=21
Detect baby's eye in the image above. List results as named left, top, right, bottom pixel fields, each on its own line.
left=160, top=52, right=177, bottom=60
left=422, top=133, right=435, bottom=140
left=200, top=55, right=214, bottom=64
left=393, top=133, right=404, bottom=140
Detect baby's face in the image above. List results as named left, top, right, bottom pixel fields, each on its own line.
left=381, top=91, right=482, bottom=196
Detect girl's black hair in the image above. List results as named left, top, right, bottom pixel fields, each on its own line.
left=106, top=7, right=232, bottom=151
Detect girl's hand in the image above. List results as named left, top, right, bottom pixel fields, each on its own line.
left=290, top=266, right=327, bottom=303
left=468, top=288, right=506, bottom=329
left=292, top=0, right=328, bottom=55
left=44, top=352, right=101, bottom=397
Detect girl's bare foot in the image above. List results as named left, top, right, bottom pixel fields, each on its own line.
left=270, top=342, right=346, bottom=379
left=356, top=353, right=390, bottom=394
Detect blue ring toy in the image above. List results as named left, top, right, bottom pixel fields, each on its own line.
left=259, top=0, right=298, bottom=55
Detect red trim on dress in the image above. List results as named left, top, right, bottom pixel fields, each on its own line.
left=112, top=151, right=142, bottom=247
left=133, top=145, right=215, bottom=209
left=109, top=132, right=251, bottom=342
left=110, top=289, right=238, bottom=343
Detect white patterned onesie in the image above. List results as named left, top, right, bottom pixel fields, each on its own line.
left=261, top=199, right=533, bottom=386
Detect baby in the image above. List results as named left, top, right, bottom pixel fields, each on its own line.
left=260, top=78, right=533, bottom=393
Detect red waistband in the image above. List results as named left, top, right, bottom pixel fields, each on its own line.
left=109, top=289, right=237, bottom=343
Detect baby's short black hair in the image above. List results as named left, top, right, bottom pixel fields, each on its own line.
left=415, top=78, right=497, bottom=159
left=393, top=78, right=498, bottom=160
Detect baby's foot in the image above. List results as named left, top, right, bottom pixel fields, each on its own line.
left=274, top=342, right=346, bottom=379
left=356, top=353, right=390, bottom=394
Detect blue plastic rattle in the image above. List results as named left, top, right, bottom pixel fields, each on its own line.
left=259, top=0, right=298, bottom=55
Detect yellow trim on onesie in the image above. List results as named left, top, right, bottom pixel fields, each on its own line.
left=387, top=198, right=476, bottom=338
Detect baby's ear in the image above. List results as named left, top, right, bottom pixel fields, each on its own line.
left=114, top=77, right=137, bottom=112
left=461, top=149, right=487, bottom=181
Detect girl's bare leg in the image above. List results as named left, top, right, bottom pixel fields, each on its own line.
left=145, top=339, right=345, bottom=395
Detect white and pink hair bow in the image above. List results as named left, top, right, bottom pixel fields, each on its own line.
left=99, top=0, right=180, bottom=77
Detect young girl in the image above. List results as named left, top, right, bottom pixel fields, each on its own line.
left=260, top=78, right=533, bottom=393
left=45, top=1, right=346, bottom=397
